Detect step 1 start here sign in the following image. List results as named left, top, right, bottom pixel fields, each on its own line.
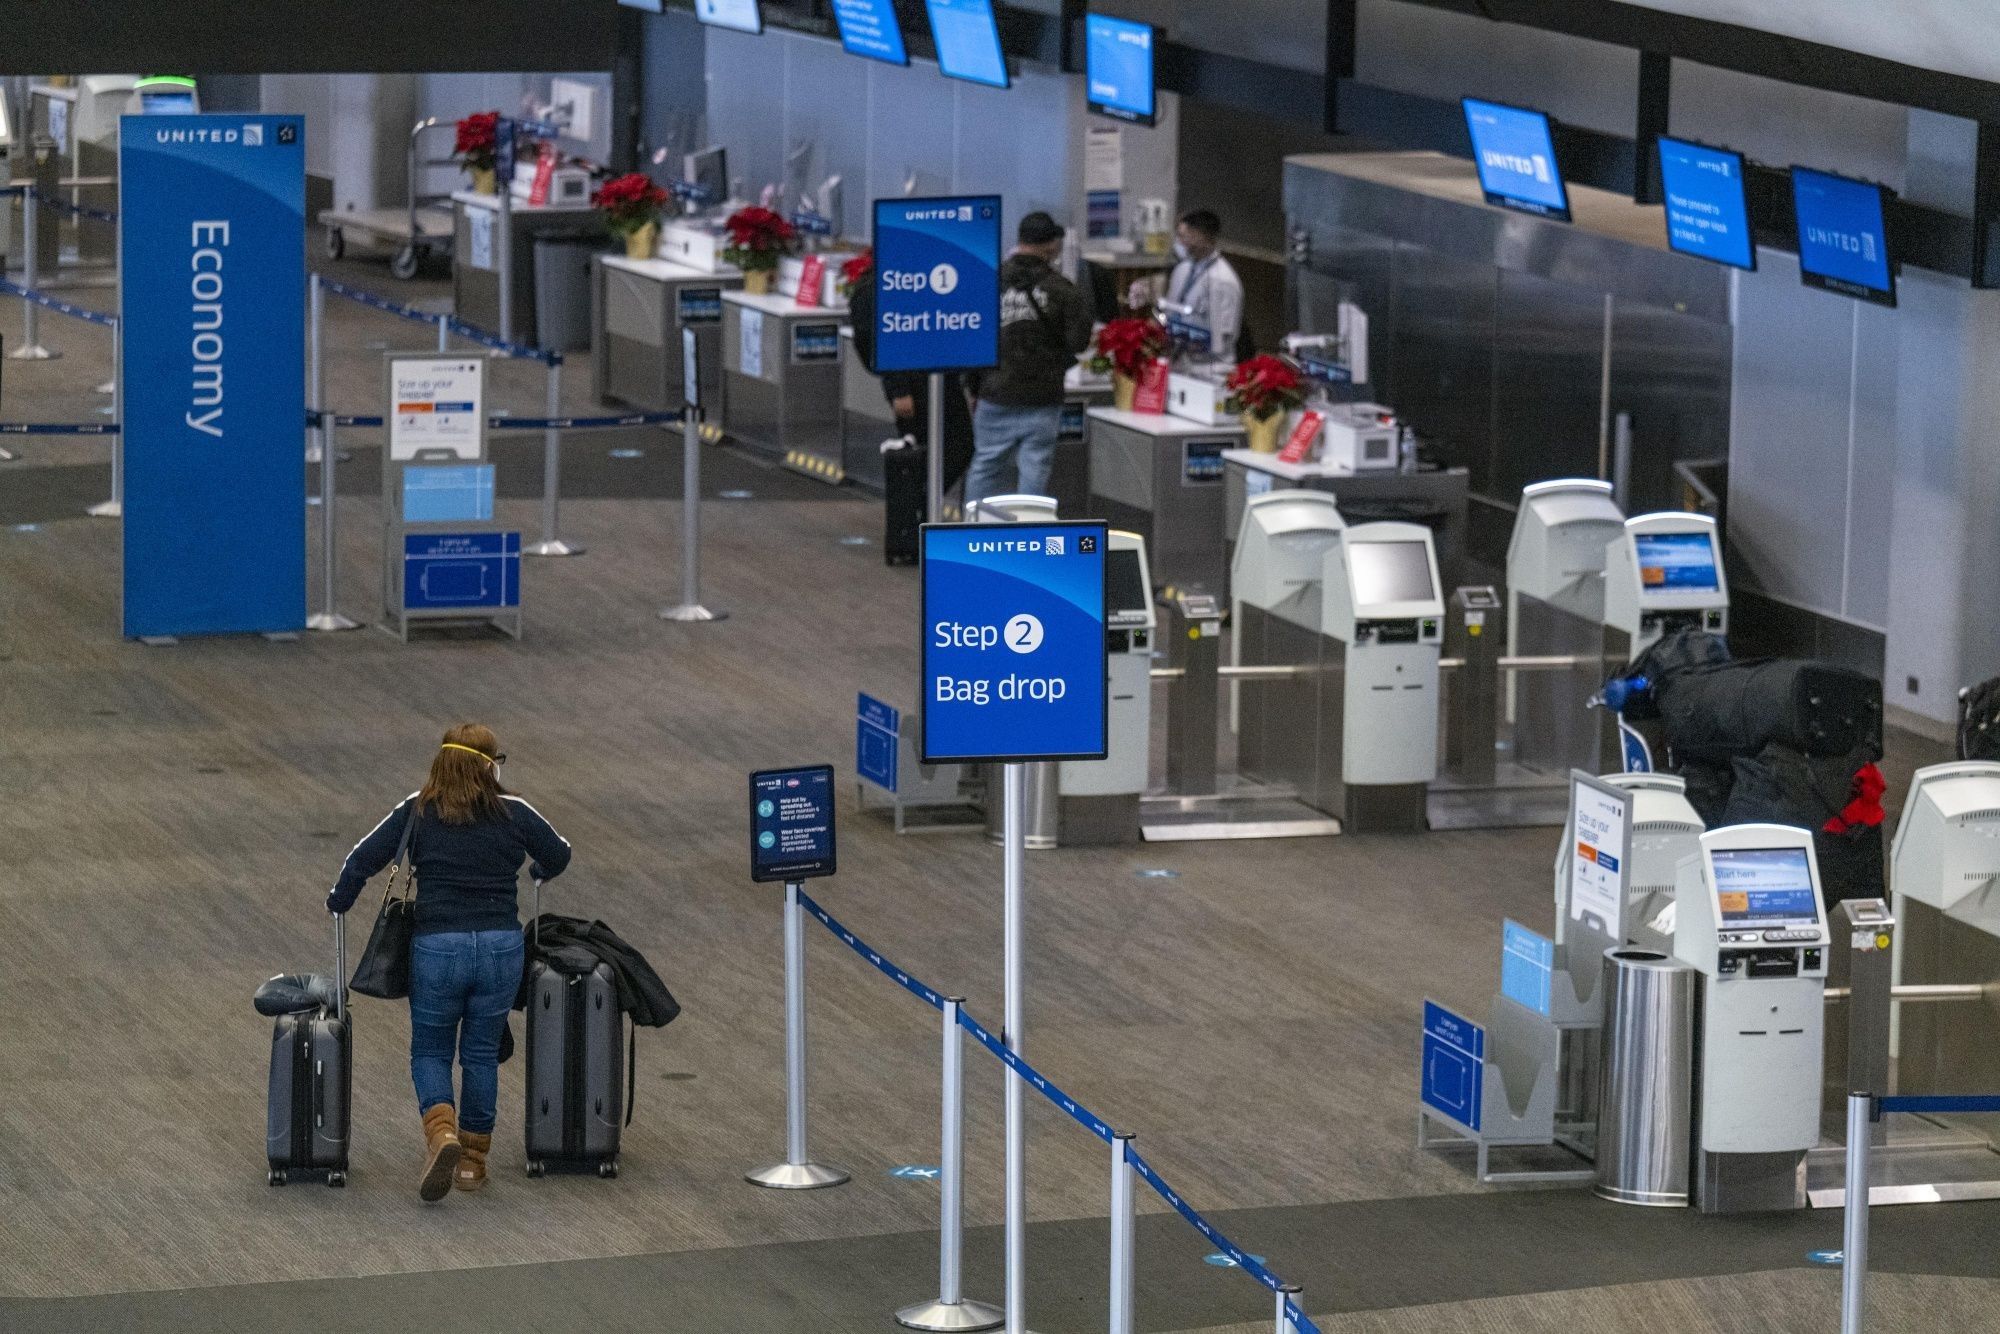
left=921, top=522, right=1109, bottom=764
left=871, top=195, right=1001, bottom=374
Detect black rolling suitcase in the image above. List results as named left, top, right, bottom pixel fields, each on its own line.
left=524, top=893, right=626, bottom=1179
left=265, top=915, right=352, bottom=1187
left=883, top=438, right=923, bottom=566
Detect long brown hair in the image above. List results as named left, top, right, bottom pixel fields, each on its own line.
left=419, top=723, right=507, bottom=824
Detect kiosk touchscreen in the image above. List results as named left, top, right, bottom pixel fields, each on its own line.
left=1604, top=513, right=1727, bottom=660
left=1318, top=522, right=1444, bottom=831
left=1673, top=825, right=1829, bottom=1213
left=1057, top=531, right=1156, bottom=843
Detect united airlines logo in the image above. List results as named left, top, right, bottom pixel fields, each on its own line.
left=1805, top=227, right=1878, bottom=263
left=1044, top=535, right=1065, bottom=556
left=967, top=539, right=1043, bottom=553
left=1483, top=150, right=1551, bottom=184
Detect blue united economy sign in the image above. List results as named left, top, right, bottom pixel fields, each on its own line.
left=921, top=521, right=1108, bottom=764
left=871, top=195, right=1000, bottom=374
left=120, top=115, right=305, bottom=638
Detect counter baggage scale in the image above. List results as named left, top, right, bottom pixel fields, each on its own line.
left=593, top=254, right=742, bottom=415
left=1674, top=824, right=1830, bottom=1213
left=722, top=277, right=850, bottom=484
left=1086, top=406, right=1242, bottom=595
left=379, top=355, right=521, bottom=642
left=1506, top=480, right=1627, bottom=779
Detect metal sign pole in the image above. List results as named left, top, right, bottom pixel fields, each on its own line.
left=897, top=996, right=1002, bottom=1332
left=1841, top=1092, right=1872, bottom=1334
left=525, top=360, right=583, bottom=557
left=11, top=186, right=54, bottom=360
left=747, top=880, right=849, bottom=1190
left=497, top=189, right=515, bottom=347
left=1108, top=1133, right=1135, bottom=1334
left=308, top=406, right=360, bottom=632
left=85, top=318, right=123, bottom=518
left=1003, top=760, right=1028, bottom=1334
left=661, top=403, right=725, bottom=622
left=926, top=371, right=945, bottom=524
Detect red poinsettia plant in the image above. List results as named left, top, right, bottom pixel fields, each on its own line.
left=838, top=250, right=874, bottom=297
left=722, top=206, right=798, bottom=272
left=454, top=111, right=500, bottom=173
left=1224, top=354, right=1306, bottom=421
left=592, top=173, right=670, bottom=236
left=1089, top=317, right=1170, bottom=379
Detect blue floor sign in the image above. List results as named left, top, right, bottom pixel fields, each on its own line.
left=403, top=532, right=520, bottom=610
left=1421, top=1000, right=1485, bottom=1133
left=857, top=694, right=899, bottom=792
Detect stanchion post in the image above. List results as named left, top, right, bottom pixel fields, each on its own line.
left=896, top=998, right=1003, bottom=1332
left=1274, top=1283, right=1303, bottom=1334
left=661, top=401, right=726, bottom=622
left=1002, top=760, right=1028, bottom=1334
left=437, top=312, right=449, bottom=352
left=524, top=359, right=584, bottom=557
left=746, top=881, right=850, bottom=1190
left=11, top=185, right=56, bottom=361
left=85, top=317, right=123, bottom=518
left=306, top=271, right=324, bottom=466
left=497, top=190, right=514, bottom=347
left=1108, top=1133, right=1136, bottom=1334
left=926, top=370, right=945, bottom=524
left=307, top=405, right=361, bottom=632
left=1841, top=1092, right=1872, bottom=1334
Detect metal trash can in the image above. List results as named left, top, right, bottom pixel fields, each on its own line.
left=532, top=232, right=602, bottom=353
left=1595, top=948, right=1695, bottom=1206
left=983, top=762, right=1059, bottom=850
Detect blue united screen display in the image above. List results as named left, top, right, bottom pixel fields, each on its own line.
left=834, top=0, right=908, bottom=64
left=1463, top=98, right=1569, bottom=222
left=750, top=764, right=837, bottom=882
left=1792, top=166, right=1895, bottom=305
left=871, top=195, right=1001, bottom=374
left=1086, top=14, right=1156, bottom=124
left=694, top=0, right=762, bottom=34
left=927, top=0, right=1009, bottom=89
left=1634, top=531, right=1720, bottom=594
left=1657, top=137, right=1754, bottom=271
left=922, top=522, right=1109, bottom=764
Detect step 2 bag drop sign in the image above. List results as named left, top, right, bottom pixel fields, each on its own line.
left=921, top=521, right=1108, bottom=764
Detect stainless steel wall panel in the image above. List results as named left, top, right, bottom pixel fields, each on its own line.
left=1490, top=270, right=1608, bottom=505
left=1388, top=241, right=1496, bottom=492
left=1606, top=296, right=1733, bottom=514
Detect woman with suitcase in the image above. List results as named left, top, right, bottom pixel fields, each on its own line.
left=328, top=723, right=572, bottom=1202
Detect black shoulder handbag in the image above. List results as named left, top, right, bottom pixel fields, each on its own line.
left=350, top=804, right=419, bottom=1000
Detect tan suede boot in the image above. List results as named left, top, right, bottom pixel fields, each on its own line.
left=419, top=1104, right=462, bottom=1203
left=455, top=1131, right=491, bottom=1192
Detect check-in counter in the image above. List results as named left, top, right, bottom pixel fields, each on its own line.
left=1087, top=407, right=1243, bottom=594
left=1222, top=450, right=1473, bottom=592
left=722, top=290, right=849, bottom=482
left=451, top=192, right=602, bottom=341
left=593, top=255, right=743, bottom=413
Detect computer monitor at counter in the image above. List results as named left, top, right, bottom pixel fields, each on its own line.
left=1106, top=547, right=1148, bottom=622
left=1348, top=540, right=1436, bottom=607
left=1710, top=847, right=1823, bottom=929
left=1634, top=530, right=1720, bottom=596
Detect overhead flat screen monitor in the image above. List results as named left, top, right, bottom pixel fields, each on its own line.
left=1085, top=13, right=1156, bottom=125
left=1462, top=98, right=1569, bottom=222
left=1634, top=531, right=1719, bottom=595
left=833, top=0, right=909, bottom=65
left=1657, top=137, right=1755, bottom=271
left=1106, top=547, right=1147, bottom=617
left=927, top=0, right=1010, bottom=89
left=617, top=0, right=665, bottom=10
left=694, top=0, right=763, bottom=34
left=1710, top=846, right=1822, bottom=929
left=1348, top=540, right=1435, bottom=606
left=1791, top=165, right=1895, bottom=306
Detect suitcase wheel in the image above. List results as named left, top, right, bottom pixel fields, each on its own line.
left=598, top=1157, right=619, bottom=1180
left=326, top=1171, right=347, bottom=1188
left=268, top=1169, right=287, bottom=1187
left=526, top=1159, right=546, bottom=1179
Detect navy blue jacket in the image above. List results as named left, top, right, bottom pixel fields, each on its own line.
left=329, top=793, right=572, bottom=936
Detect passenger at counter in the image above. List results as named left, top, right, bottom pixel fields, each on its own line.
left=850, top=255, right=974, bottom=492
left=327, top=723, right=572, bottom=1203
left=964, top=211, right=1094, bottom=507
left=1167, top=209, right=1247, bottom=361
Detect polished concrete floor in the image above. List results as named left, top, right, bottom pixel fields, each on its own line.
left=0, top=245, right=1992, bottom=1332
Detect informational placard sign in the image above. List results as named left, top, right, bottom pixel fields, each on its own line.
left=389, top=356, right=485, bottom=461
left=683, top=326, right=702, bottom=410
left=871, top=195, right=1001, bottom=374
left=1500, top=920, right=1555, bottom=1017
left=121, top=113, right=305, bottom=639
left=1462, top=98, right=1570, bottom=222
left=1791, top=165, right=1896, bottom=306
left=750, top=764, right=837, bottom=882
left=1420, top=1000, right=1485, bottom=1133
left=920, top=521, right=1108, bottom=764
left=1657, top=137, right=1754, bottom=271
left=739, top=306, right=765, bottom=378
left=1567, top=771, right=1632, bottom=939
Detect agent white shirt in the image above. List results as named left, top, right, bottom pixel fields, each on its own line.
left=1166, top=250, right=1245, bottom=360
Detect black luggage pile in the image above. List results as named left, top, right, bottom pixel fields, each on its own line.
left=1958, top=676, right=2000, bottom=761
left=1625, top=630, right=1886, bottom=903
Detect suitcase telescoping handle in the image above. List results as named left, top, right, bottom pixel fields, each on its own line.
left=333, top=911, right=347, bottom=1023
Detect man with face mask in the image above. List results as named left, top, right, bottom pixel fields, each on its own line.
left=1166, top=209, right=1247, bottom=362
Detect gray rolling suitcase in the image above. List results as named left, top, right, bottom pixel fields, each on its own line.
left=524, top=891, right=625, bottom=1179
left=266, top=915, right=351, bottom=1187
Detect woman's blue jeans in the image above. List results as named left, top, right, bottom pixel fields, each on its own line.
left=408, top=929, right=523, bottom=1135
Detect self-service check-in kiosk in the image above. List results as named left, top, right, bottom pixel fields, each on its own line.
left=1317, top=522, right=1444, bottom=832
left=1606, top=513, right=1728, bottom=663
left=1674, top=825, right=1830, bottom=1213
left=1507, top=481, right=1627, bottom=774
left=1057, top=531, right=1156, bottom=844
left=1231, top=491, right=1345, bottom=795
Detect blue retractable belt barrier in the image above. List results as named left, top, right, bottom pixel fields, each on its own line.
left=306, top=409, right=682, bottom=432
left=1876, top=1094, right=2000, bottom=1116
left=0, top=279, right=118, bottom=328
left=957, top=1011, right=1117, bottom=1144
left=797, top=889, right=946, bottom=1011
left=1127, top=1148, right=1323, bottom=1332
left=317, top=276, right=559, bottom=366
left=37, top=195, right=118, bottom=224
left=0, top=422, right=119, bottom=435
